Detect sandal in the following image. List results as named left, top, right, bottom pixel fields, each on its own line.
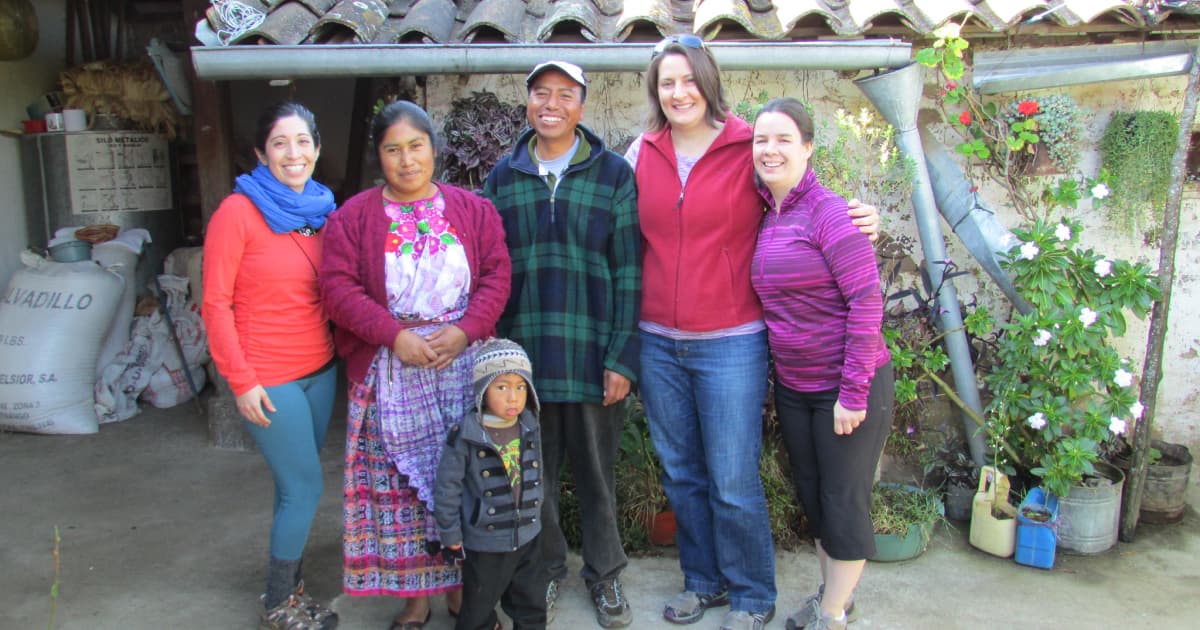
left=388, top=609, right=432, bottom=630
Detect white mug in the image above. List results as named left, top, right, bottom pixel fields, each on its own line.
left=44, top=112, right=64, bottom=132
left=63, top=109, right=88, bottom=132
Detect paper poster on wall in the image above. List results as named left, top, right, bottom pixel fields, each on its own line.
left=65, top=132, right=172, bottom=213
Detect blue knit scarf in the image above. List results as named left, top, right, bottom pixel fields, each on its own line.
left=234, top=164, right=336, bottom=234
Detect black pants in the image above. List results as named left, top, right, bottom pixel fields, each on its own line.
left=457, top=537, right=547, bottom=630
left=538, top=401, right=627, bottom=586
left=775, top=363, right=894, bottom=561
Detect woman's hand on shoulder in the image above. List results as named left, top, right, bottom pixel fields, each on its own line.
left=393, top=329, right=439, bottom=367
left=236, top=385, right=275, bottom=427
left=833, top=399, right=867, bottom=435
left=846, top=199, right=881, bottom=242
left=426, top=325, right=469, bottom=370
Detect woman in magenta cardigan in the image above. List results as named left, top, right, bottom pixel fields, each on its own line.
left=750, top=98, right=892, bottom=630
left=319, top=101, right=510, bottom=629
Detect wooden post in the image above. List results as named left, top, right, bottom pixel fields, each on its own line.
left=340, top=78, right=374, bottom=203
left=1120, top=41, right=1200, bottom=541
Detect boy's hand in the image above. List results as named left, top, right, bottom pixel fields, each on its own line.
left=441, top=544, right=465, bottom=565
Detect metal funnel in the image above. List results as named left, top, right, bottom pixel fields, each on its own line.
left=856, top=62, right=987, bottom=465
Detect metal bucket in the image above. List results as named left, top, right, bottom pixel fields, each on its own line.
left=48, top=240, right=92, bottom=262
left=1141, top=440, right=1193, bottom=524
left=1058, top=461, right=1124, bottom=554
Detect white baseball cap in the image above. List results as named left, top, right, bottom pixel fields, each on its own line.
left=526, top=60, right=587, bottom=91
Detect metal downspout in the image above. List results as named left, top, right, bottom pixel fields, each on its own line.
left=856, top=63, right=989, bottom=466
left=190, top=41, right=913, bottom=80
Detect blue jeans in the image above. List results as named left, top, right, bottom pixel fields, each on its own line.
left=639, top=330, right=775, bottom=614
left=244, top=362, right=337, bottom=560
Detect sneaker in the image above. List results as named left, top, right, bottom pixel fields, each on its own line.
left=719, top=606, right=775, bottom=630
left=589, top=578, right=633, bottom=628
left=546, top=579, right=560, bottom=624
left=785, top=585, right=857, bottom=630
left=809, top=611, right=847, bottom=630
left=663, top=589, right=730, bottom=624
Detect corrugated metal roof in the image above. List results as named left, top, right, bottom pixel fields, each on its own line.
left=199, top=0, right=1200, bottom=47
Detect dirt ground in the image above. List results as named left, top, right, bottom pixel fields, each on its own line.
left=1, top=400, right=1197, bottom=629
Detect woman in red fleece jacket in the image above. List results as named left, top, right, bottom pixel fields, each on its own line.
left=319, top=101, right=510, bottom=629
left=625, top=37, right=880, bottom=630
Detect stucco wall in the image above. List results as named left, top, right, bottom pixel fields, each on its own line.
left=0, top=0, right=65, bottom=290
left=420, top=69, right=1199, bottom=451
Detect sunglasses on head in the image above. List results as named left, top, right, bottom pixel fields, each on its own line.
left=652, top=34, right=706, bottom=58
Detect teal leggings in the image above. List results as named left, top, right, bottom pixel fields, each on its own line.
left=243, top=362, right=337, bottom=560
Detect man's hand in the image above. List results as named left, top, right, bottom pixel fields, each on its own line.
left=602, top=370, right=631, bottom=406
left=847, top=198, right=881, bottom=242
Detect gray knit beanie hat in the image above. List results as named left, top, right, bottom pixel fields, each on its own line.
left=473, top=338, right=539, bottom=415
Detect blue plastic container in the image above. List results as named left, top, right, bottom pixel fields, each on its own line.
left=1016, top=488, right=1059, bottom=569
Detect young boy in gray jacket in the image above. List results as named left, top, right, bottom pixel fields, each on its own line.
left=434, top=338, right=546, bottom=630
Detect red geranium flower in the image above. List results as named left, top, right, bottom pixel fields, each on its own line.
left=1017, top=100, right=1040, bottom=116
left=958, top=111, right=972, bottom=125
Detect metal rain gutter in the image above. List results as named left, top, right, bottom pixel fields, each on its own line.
left=973, top=39, right=1199, bottom=94
left=190, top=41, right=913, bottom=80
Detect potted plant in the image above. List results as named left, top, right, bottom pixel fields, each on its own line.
left=615, top=397, right=672, bottom=548
left=984, top=218, right=1160, bottom=553
left=1109, top=437, right=1194, bottom=524
left=924, top=443, right=979, bottom=522
left=868, top=482, right=945, bottom=562
left=1015, top=487, right=1059, bottom=569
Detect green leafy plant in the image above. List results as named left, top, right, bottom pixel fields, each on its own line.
left=984, top=218, right=1160, bottom=498
left=813, top=107, right=916, bottom=213
left=439, top=91, right=526, bottom=191
left=614, top=397, right=667, bottom=552
left=1099, top=110, right=1179, bottom=232
left=871, top=483, right=944, bottom=535
left=1018, top=94, right=1086, bottom=173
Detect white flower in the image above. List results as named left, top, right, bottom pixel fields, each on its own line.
left=1033, top=329, right=1052, bottom=346
left=1094, top=259, right=1112, bottom=277
left=1079, top=307, right=1098, bottom=327
left=1109, top=416, right=1127, bottom=435
left=1113, top=368, right=1133, bottom=388
left=1020, top=241, right=1040, bottom=260
left=1130, top=401, right=1145, bottom=419
left=1027, top=412, right=1047, bottom=430
left=1055, top=223, right=1072, bottom=241
left=1091, top=183, right=1111, bottom=199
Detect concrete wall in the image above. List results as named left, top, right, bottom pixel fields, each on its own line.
left=0, top=0, right=65, bottom=289
left=417, top=69, right=1200, bottom=453
left=3, top=28, right=1197, bottom=453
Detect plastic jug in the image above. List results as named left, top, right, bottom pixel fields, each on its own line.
left=969, top=465, right=1017, bottom=557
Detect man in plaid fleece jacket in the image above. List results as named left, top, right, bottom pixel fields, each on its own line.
left=483, top=60, right=641, bottom=629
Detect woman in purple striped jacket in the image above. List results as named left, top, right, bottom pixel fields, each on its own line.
left=749, top=98, right=894, bottom=630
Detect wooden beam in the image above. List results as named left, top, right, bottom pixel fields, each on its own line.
left=339, top=78, right=374, bottom=204
left=184, top=0, right=234, bottom=232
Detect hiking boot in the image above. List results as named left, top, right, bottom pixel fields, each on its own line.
left=291, top=581, right=338, bottom=629
left=718, top=606, right=775, bottom=630
left=546, top=579, right=559, bottom=624
left=663, top=589, right=730, bottom=624
left=589, top=578, right=632, bottom=628
left=785, top=585, right=857, bottom=630
left=260, top=593, right=326, bottom=630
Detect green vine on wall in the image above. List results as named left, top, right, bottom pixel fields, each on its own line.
left=1099, top=110, right=1179, bottom=234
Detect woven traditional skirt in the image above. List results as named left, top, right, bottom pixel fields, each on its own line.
left=342, top=348, right=473, bottom=596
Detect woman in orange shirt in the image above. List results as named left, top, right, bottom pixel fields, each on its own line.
left=202, top=102, right=339, bottom=630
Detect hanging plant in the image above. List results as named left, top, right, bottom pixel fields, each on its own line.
left=1099, top=110, right=1178, bottom=232
left=439, top=91, right=526, bottom=191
